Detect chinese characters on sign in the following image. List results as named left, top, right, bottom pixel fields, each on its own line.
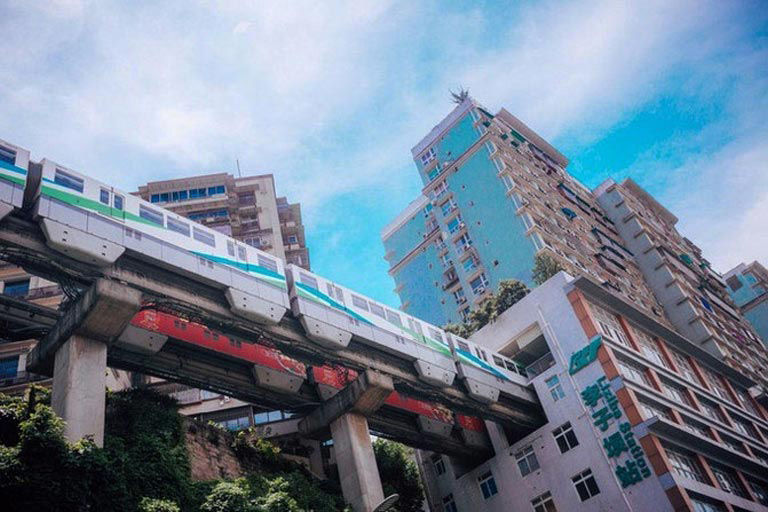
left=569, top=336, right=602, bottom=375
left=581, top=376, right=651, bottom=488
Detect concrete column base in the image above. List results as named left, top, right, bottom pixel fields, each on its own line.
left=331, top=412, right=384, bottom=512
left=51, top=335, right=107, bottom=446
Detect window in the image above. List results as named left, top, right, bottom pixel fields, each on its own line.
left=731, top=417, right=757, bottom=439
left=691, top=497, right=727, bottom=512
left=193, top=227, right=216, bottom=247
left=662, top=380, right=691, bottom=407
left=553, top=422, right=579, bottom=453
left=428, top=328, right=444, bottom=344
left=571, top=469, right=600, bottom=501
left=386, top=309, right=402, bottom=326
left=545, top=375, right=564, bottom=401
left=470, top=273, right=488, bottom=295
left=432, top=455, right=446, bottom=476
left=531, top=491, right=557, bottom=512
left=139, top=205, right=164, bottom=226
left=702, top=368, right=731, bottom=402
left=616, top=358, right=651, bottom=386
left=99, top=188, right=110, bottom=205
left=54, top=169, right=84, bottom=193
left=748, top=478, right=768, bottom=506
left=638, top=399, right=671, bottom=421
left=633, top=328, right=668, bottom=368
left=709, top=462, right=747, bottom=498
left=257, top=255, right=278, bottom=273
left=441, top=198, right=458, bottom=216
left=501, top=173, right=515, bottom=191
left=590, top=303, right=630, bottom=346
left=3, top=279, right=30, bottom=297
left=420, top=147, right=436, bottom=166
left=515, top=445, right=540, bottom=476
left=244, top=237, right=262, bottom=248
left=442, top=494, right=458, bottom=512
left=463, top=256, right=478, bottom=273
left=352, top=295, right=369, bottom=311
left=699, top=399, right=725, bottom=423
left=166, top=217, right=190, bottom=237
left=453, top=288, right=466, bottom=304
left=300, top=273, right=319, bottom=290
left=369, top=302, right=386, bottom=319
left=0, top=356, right=19, bottom=379
left=734, top=386, right=759, bottom=417
left=670, top=349, right=700, bottom=385
left=0, top=144, right=16, bottom=165
left=478, top=471, right=498, bottom=499
left=114, top=194, right=124, bottom=210
left=447, top=216, right=463, bottom=234
left=665, top=445, right=706, bottom=483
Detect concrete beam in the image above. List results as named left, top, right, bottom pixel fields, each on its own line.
left=51, top=335, right=108, bottom=446
left=299, top=369, right=394, bottom=436
left=28, top=279, right=141, bottom=374
left=331, top=413, right=384, bottom=512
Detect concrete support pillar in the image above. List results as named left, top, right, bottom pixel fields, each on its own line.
left=331, top=412, right=384, bottom=512
left=51, top=335, right=107, bottom=446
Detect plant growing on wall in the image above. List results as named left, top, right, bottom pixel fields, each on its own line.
left=444, top=279, right=530, bottom=337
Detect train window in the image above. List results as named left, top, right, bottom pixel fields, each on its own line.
left=386, top=310, right=402, bottom=326
left=493, top=355, right=505, bottom=368
left=258, top=255, right=278, bottom=273
left=352, top=295, right=369, bottom=311
left=139, top=205, right=165, bottom=226
left=227, top=240, right=235, bottom=257
left=193, top=227, right=216, bottom=247
left=301, top=273, right=319, bottom=289
left=114, top=194, right=124, bottom=210
left=369, top=302, right=386, bottom=318
left=428, top=328, right=443, bottom=343
left=504, top=360, right=518, bottom=373
left=167, top=217, right=190, bottom=237
left=408, top=318, right=424, bottom=336
left=237, top=246, right=246, bottom=260
left=475, top=348, right=488, bottom=362
left=99, top=188, right=110, bottom=205
left=54, top=169, right=84, bottom=193
left=0, top=145, right=16, bottom=165
left=458, top=341, right=470, bottom=352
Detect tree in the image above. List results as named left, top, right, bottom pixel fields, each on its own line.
left=532, top=253, right=564, bottom=286
left=201, top=481, right=253, bottom=512
left=443, top=279, right=530, bottom=338
left=373, top=439, right=424, bottom=512
left=450, top=88, right=470, bottom=104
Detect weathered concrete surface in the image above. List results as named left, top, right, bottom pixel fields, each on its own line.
left=299, top=369, right=394, bottom=436
left=331, top=412, right=385, bottom=512
left=51, top=335, right=108, bottom=446
left=28, top=278, right=142, bottom=374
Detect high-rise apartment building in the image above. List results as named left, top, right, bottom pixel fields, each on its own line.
left=136, top=172, right=310, bottom=270
left=418, top=272, right=768, bottom=512
left=594, top=181, right=768, bottom=390
left=723, top=261, right=768, bottom=347
left=383, top=96, right=768, bottom=391
left=382, top=97, right=664, bottom=327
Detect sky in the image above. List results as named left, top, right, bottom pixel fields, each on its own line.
left=1, top=0, right=766, bottom=308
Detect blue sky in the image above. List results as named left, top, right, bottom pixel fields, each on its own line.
left=1, top=0, right=766, bottom=308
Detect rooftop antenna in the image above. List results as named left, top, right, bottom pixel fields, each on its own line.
left=236, top=158, right=242, bottom=178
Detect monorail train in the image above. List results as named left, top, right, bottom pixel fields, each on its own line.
left=0, top=139, right=531, bottom=405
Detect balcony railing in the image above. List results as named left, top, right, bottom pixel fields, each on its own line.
left=525, top=352, right=556, bottom=378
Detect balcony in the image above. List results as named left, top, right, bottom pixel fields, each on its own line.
left=525, top=352, right=555, bottom=378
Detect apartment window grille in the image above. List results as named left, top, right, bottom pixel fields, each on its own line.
left=721, top=434, right=746, bottom=453
left=748, top=478, right=768, bottom=506
left=662, top=380, right=691, bottom=407
left=470, top=274, right=488, bottom=295
left=545, top=375, right=565, bottom=401
left=54, top=169, right=84, bottom=193
left=617, top=358, right=651, bottom=386
left=463, top=256, right=478, bottom=273
left=731, top=417, right=757, bottom=439
left=515, top=445, right=540, bottom=476
left=670, top=349, right=700, bottom=385
left=709, top=462, right=747, bottom=498
left=453, top=288, right=466, bottom=304
left=571, top=469, right=600, bottom=501
left=681, top=417, right=712, bottom=439
left=531, top=491, right=557, bottom=512
left=552, top=422, right=579, bottom=453
left=432, top=454, right=446, bottom=476
left=447, top=216, right=463, bottom=234
left=420, top=147, right=436, bottom=166
left=442, top=494, right=458, bottom=512
left=691, top=497, right=727, bottom=512
left=702, top=368, right=732, bottom=402
left=589, top=303, right=630, bottom=347
left=478, top=471, right=498, bottom=499
left=698, top=399, right=725, bottom=423
left=665, top=445, right=706, bottom=483
left=638, top=398, right=672, bottom=421
left=734, top=387, right=759, bottom=417
left=633, top=328, right=668, bottom=368
left=441, top=198, right=458, bottom=216
left=455, top=233, right=472, bottom=253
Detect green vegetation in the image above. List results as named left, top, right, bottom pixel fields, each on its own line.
left=532, top=252, right=564, bottom=286
left=444, top=278, right=530, bottom=337
left=373, top=439, right=425, bottom=512
left=0, top=386, right=347, bottom=512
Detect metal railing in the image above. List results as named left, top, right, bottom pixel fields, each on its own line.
left=525, top=352, right=555, bottom=378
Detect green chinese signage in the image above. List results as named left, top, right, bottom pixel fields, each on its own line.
left=569, top=335, right=602, bottom=375
left=580, top=376, right=651, bottom=488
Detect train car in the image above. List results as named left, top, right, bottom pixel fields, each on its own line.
left=0, top=139, right=31, bottom=220
left=31, top=160, right=288, bottom=324
left=286, top=265, right=457, bottom=387
left=446, top=332, right=530, bottom=404
left=119, top=308, right=306, bottom=393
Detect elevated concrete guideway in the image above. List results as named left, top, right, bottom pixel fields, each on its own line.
left=0, top=214, right=546, bottom=511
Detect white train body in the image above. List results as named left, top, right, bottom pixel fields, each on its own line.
left=0, top=139, right=31, bottom=220
left=32, top=159, right=288, bottom=324
left=1, top=138, right=534, bottom=406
